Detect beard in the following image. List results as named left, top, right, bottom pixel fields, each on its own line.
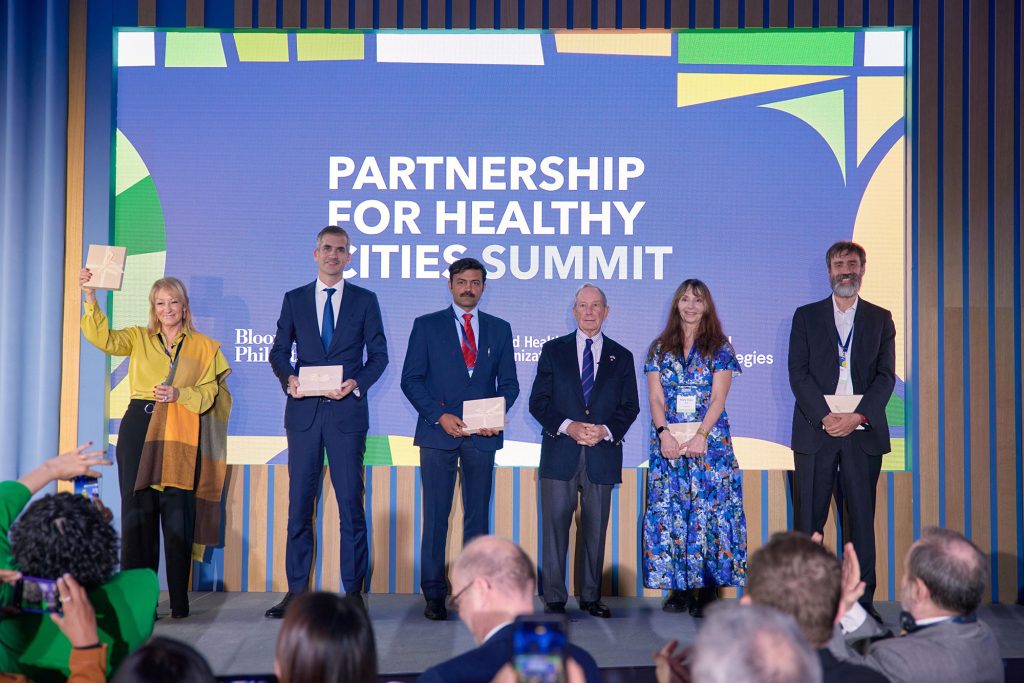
left=830, top=272, right=861, bottom=298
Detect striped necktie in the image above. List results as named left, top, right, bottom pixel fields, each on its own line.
left=581, top=338, right=595, bottom=405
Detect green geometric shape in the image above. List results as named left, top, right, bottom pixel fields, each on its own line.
left=234, top=33, right=289, bottom=62
left=114, top=176, right=167, bottom=256
left=110, top=251, right=166, bottom=329
left=363, top=436, right=392, bottom=466
left=882, top=438, right=906, bottom=472
left=885, top=392, right=905, bottom=427
left=115, top=130, right=149, bottom=196
left=296, top=34, right=364, bottom=61
left=762, top=89, right=846, bottom=183
left=679, top=32, right=855, bottom=66
left=165, top=33, right=227, bottom=68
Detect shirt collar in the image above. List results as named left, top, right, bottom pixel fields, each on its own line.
left=576, top=328, right=604, bottom=344
left=913, top=615, right=955, bottom=627
left=317, top=278, right=345, bottom=295
left=832, top=295, right=859, bottom=315
left=483, top=620, right=514, bottom=644
left=453, top=305, right=478, bottom=320
left=149, top=326, right=189, bottom=340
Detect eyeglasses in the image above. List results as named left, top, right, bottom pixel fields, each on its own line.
left=447, top=579, right=476, bottom=613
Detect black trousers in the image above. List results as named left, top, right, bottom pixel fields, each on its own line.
left=117, top=399, right=197, bottom=613
left=791, top=436, right=883, bottom=603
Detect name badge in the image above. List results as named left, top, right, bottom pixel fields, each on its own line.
left=676, top=393, right=697, bottom=416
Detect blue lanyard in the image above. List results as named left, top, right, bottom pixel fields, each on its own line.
left=836, top=325, right=854, bottom=359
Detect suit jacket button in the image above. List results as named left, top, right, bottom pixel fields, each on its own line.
left=584, top=409, right=590, bottom=416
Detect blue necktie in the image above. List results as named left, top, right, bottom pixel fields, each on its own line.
left=321, top=288, right=336, bottom=353
left=581, top=338, right=595, bottom=406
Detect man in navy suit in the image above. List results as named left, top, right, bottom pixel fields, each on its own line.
left=265, top=226, right=388, bottom=618
left=529, top=284, right=639, bottom=618
left=416, top=535, right=601, bottom=683
left=788, top=240, right=896, bottom=624
left=401, top=257, right=519, bottom=621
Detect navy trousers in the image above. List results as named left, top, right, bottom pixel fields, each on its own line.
left=285, top=399, right=367, bottom=593
left=419, top=440, right=495, bottom=599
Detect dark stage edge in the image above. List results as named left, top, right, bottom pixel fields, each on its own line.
left=154, top=593, right=1024, bottom=682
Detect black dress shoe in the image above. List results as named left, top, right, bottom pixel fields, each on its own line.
left=544, top=602, right=566, bottom=614
left=662, top=590, right=689, bottom=613
left=265, top=592, right=298, bottom=619
left=346, top=592, right=367, bottom=612
left=861, top=602, right=884, bottom=624
left=689, top=586, right=718, bottom=619
left=170, top=607, right=189, bottom=619
left=579, top=600, right=611, bottom=618
left=424, top=597, right=448, bottom=621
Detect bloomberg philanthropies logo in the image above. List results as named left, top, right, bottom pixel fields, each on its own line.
left=234, top=328, right=276, bottom=363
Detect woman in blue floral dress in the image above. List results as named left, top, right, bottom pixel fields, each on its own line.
left=642, top=279, right=746, bottom=617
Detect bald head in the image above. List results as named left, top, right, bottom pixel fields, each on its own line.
left=908, top=527, right=987, bottom=615
left=454, top=536, right=536, bottom=598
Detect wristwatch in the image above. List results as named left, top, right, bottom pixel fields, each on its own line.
left=656, top=425, right=668, bottom=435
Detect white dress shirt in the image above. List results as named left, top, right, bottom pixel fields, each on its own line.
left=315, top=278, right=345, bottom=335
left=833, top=295, right=858, bottom=396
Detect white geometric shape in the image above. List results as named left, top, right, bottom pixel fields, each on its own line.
left=494, top=439, right=541, bottom=467
left=376, top=34, right=544, bottom=66
left=863, top=31, right=905, bottom=67
left=117, top=31, right=156, bottom=67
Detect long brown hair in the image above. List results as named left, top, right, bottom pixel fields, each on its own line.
left=275, top=593, right=378, bottom=683
left=647, top=279, right=727, bottom=362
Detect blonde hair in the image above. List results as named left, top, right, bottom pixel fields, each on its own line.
left=147, top=277, right=196, bottom=335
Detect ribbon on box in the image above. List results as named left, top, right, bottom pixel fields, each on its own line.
left=89, top=249, right=125, bottom=289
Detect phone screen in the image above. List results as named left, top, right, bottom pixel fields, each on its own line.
left=17, top=577, right=61, bottom=614
left=512, top=614, right=567, bottom=683
left=73, top=476, right=100, bottom=499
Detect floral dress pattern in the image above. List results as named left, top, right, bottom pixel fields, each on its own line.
left=642, top=342, right=747, bottom=589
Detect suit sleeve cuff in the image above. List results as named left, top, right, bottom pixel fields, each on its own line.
left=840, top=602, right=868, bottom=634
left=558, top=419, right=572, bottom=435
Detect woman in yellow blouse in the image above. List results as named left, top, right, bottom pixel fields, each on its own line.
left=79, top=271, right=231, bottom=619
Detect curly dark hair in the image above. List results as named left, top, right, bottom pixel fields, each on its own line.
left=9, top=493, right=118, bottom=590
left=112, top=637, right=215, bottom=683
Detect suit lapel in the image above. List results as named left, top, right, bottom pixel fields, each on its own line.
left=302, top=282, right=323, bottom=352
left=819, top=297, right=840, bottom=368
left=446, top=306, right=471, bottom=380
left=325, top=283, right=355, bottom=355
left=592, top=337, right=614, bottom=397
left=564, top=335, right=586, bottom=407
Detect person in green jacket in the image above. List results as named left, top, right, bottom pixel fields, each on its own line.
left=0, top=444, right=159, bottom=682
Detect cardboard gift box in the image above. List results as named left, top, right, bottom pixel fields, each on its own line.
left=462, top=397, right=506, bottom=434
left=824, top=394, right=863, bottom=413
left=298, top=365, right=344, bottom=397
left=83, top=245, right=127, bottom=290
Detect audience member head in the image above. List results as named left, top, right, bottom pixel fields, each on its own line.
left=902, top=526, right=987, bottom=619
left=449, top=535, right=536, bottom=643
left=112, top=636, right=215, bottom=683
left=743, top=531, right=841, bottom=648
left=691, top=603, right=822, bottom=683
left=9, top=493, right=118, bottom=590
left=274, top=592, right=377, bottom=683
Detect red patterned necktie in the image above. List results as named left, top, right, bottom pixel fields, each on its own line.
left=461, top=313, right=477, bottom=370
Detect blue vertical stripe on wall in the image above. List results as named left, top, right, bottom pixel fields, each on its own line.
left=611, top=484, right=620, bottom=594
left=910, top=0, right=921, bottom=539
left=389, top=467, right=397, bottom=593
left=414, top=468, right=423, bottom=591
left=314, top=474, right=325, bottom=589
left=887, top=472, right=896, bottom=600
left=267, top=468, right=275, bottom=591
left=241, top=466, right=251, bottom=591
left=364, top=464, right=373, bottom=593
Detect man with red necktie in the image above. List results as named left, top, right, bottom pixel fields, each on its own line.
left=401, top=257, right=520, bottom=621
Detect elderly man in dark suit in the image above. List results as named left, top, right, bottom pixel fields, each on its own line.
left=529, top=284, right=640, bottom=618
left=830, top=527, right=1004, bottom=683
left=401, top=257, right=519, bottom=621
left=265, top=225, right=388, bottom=618
left=416, top=535, right=600, bottom=683
left=788, top=240, right=896, bottom=623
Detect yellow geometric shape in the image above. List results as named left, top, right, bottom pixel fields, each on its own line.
left=555, top=31, right=672, bottom=57
left=227, top=436, right=289, bottom=465
left=677, top=73, right=844, bottom=108
left=388, top=435, right=421, bottom=466
left=296, top=34, right=364, bottom=61
left=234, top=33, right=289, bottom=62
left=732, top=437, right=795, bottom=470
left=856, top=77, right=905, bottom=164
left=853, top=137, right=906, bottom=382
left=882, top=438, right=905, bottom=472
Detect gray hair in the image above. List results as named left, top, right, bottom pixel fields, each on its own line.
left=454, top=536, right=536, bottom=595
left=691, top=603, right=822, bottom=683
left=573, top=283, right=607, bottom=307
left=908, top=527, right=987, bottom=615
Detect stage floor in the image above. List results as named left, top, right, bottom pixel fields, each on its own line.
left=154, top=593, right=1024, bottom=680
